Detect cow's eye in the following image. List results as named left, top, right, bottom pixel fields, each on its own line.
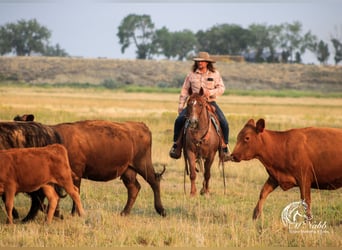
left=244, top=136, right=249, bottom=142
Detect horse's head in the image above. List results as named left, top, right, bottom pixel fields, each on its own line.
left=186, top=88, right=208, bottom=129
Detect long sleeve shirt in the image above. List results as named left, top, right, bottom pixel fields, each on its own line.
left=178, top=69, right=225, bottom=112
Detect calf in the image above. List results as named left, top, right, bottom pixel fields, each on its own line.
left=0, top=144, right=85, bottom=224
left=1, top=119, right=64, bottom=222
left=230, top=118, right=342, bottom=220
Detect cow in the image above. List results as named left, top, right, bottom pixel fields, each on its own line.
left=0, top=144, right=85, bottom=224
left=0, top=120, right=64, bottom=222
left=14, top=115, right=166, bottom=217
left=230, top=118, right=342, bottom=220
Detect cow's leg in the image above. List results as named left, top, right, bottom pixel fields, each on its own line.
left=200, top=156, right=215, bottom=196
left=2, top=194, right=19, bottom=220
left=253, top=177, right=279, bottom=220
left=299, top=182, right=312, bottom=220
left=22, top=190, right=45, bottom=222
left=71, top=177, right=82, bottom=216
left=120, top=168, right=141, bottom=216
left=67, top=186, right=85, bottom=217
left=53, top=185, right=66, bottom=219
left=23, top=188, right=62, bottom=222
left=4, top=189, right=15, bottom=224
left=58, top=178, right=85, bottom=217
left=134, top=162, right=166, bottom=217
left=42, top=185, right=59, bottom=224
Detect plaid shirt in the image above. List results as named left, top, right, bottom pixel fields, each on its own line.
left=178, top=69, right=225, bottom=111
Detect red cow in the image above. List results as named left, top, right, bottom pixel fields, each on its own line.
left=0, top=144, right=85, bottom=224
left=51, top=120, right=166, bottom=217
left=230, top=118, right=342, bottom=220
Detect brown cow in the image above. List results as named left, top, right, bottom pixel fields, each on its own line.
left=0, top=144, right=85, bottom=224
left=230, top=118, right=342, bottom=220
left=15, top=115, right=166, bottom=217
left=51, top=120, right=166, bottom=217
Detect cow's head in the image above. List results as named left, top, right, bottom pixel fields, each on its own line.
left=230, top=118, right=265, bottom=162
left=13, top=114, right=35, bottom=122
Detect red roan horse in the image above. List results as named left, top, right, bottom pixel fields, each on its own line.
left=183, top=88, right=225, bottom=196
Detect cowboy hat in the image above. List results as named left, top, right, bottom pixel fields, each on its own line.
left=193, top=51, right=215, bottom=63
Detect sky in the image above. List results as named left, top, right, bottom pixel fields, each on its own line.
left=0, top=0, right=341, bottom=64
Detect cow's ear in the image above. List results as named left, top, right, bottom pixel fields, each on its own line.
left=247, top=119, right=255, bottom=126
left=25, top=114, right=35, bottom=121
left=256, top=119, right=265, bottom=133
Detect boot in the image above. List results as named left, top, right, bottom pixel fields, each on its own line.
left=169, top=127, right=184, bottom=159
left=169, top=143, right=182, bottom=159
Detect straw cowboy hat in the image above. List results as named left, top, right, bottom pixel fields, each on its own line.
left=193, top=51, right=216, bottom=63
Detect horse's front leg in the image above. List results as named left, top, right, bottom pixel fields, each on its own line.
left=200, top=154, right=215, bottom=195
left=187, top=153, right=198, bottom=196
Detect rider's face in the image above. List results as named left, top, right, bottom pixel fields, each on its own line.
left=196, top=61, right=208, bottom=71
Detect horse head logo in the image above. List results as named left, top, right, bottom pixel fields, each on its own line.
left=281, top=200, right=309, bottom=227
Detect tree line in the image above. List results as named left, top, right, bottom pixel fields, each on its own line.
left=1, top=16, right=341, bottom=65
left=117, top=14, right=342, bottom=65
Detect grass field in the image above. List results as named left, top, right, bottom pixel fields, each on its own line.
left=0, top=86, right=341, bottom=247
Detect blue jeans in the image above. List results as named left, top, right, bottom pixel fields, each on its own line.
left=173, top=102, right=229, bottom=144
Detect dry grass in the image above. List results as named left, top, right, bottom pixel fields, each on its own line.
left=0, top=57, right=342, bottom=92
left=0, top=86, right=341, bottom=247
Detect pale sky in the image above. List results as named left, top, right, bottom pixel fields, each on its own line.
left=0, top=0, right=341, bottom=64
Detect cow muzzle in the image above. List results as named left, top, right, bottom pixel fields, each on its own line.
left=229, top=154, right=241, bottom=162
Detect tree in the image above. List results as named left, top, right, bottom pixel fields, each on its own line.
left=196, top=24, right=250, bottom=55
left=44, top=43, right=69, bottom=57
left=244, top=24, right=285, bottom=63
left=312, top=40, right=330, bottom=64
left=117, top=14, right=156, bottom=59
left=154, top=27, right=197, bottom=60
left=0, top=19, right=51, bottom=56
left=278, top=21, right=317, bottom=63
left=331, top=38, right=342, bottom=65
left=330, top=26, right=342, bottom=65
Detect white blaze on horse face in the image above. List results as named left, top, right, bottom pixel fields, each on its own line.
left=189, top=99, right=199, bottom=128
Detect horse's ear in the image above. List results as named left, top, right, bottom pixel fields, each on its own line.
left=199, top=87, right=204, bottom=96
left=188, top=87, right=193, bottom=95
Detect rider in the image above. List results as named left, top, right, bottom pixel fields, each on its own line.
left=169, top=51, right=230, bottom=161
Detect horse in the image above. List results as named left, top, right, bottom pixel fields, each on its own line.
left=183, top=88, right=225, bottom=196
